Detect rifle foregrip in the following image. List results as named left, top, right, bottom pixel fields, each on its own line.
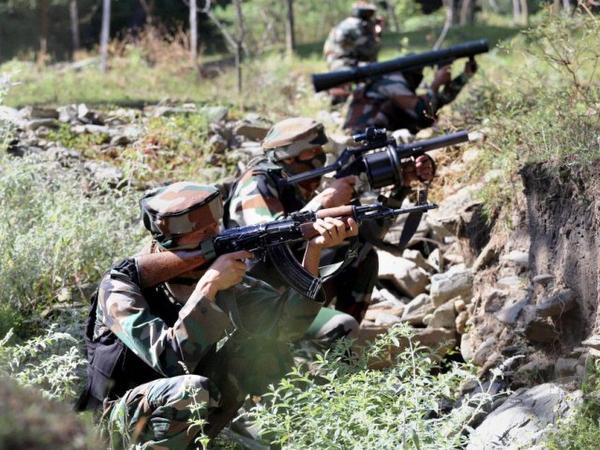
left=316, top=205, right=355, bottom=218
left=300, top=216, right=355, bottom=240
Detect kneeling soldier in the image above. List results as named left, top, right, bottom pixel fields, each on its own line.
left=77, top=181, right=357, bottom=449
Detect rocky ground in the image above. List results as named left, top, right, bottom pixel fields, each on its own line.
left=2, top=102, right=598, bottom=448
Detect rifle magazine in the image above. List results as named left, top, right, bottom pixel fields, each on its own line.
left=266, top=245, right=324, bottom=301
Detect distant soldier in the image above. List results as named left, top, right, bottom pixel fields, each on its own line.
left=323, top=2, right=384, bottom=103
left=344, top=58, right=478, bottom=134
left=225, top=118, right=434, bottom=323
left=76, top=182, right=357, bottom=448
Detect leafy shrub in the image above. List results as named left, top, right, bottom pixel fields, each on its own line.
left=455, top=12, right=600, bottom=217
left=0, top=153, right=143, bottom=335
left=251, top=325, right=493, bottom=449
left=0, top=325, right=86, bottom=402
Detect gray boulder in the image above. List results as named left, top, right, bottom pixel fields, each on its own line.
left=428, top=301, right=457, bottom=329
left=83, top=161, right=123, bottom=186
left=377, top=251, right=430, bottom=298
left=430, top=265, right=473, bottom=307
left=401, top=294, right=434, bottom=325
left=467, top=383, right=582, bottom=450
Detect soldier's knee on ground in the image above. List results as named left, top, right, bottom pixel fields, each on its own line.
left=305, top=307, right=359, bottom=344
left=147, top=374, right=219, bottom=411
left=105, top=374, right=221, bottom=449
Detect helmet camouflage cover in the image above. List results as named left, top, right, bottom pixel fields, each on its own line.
left=351, top=1, right=377, bottom=20
left=140, top=181, right=223, bottom=249
left=262, top=117, right=328, bottom=162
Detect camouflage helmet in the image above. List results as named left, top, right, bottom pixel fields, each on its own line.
left=351, top=1, right=377, bottom=20
left=140, top=181, right=223, bottom=249
left=262, top=117, right=328, bottom=162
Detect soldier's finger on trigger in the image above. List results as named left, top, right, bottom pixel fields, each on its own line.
left=231, top=250, right=253, bottom=260
left=327, top=217, right=344, bottom=228
left=322, top=219, right=335, bottom=231
left=233, top=260, right=246, bottom=271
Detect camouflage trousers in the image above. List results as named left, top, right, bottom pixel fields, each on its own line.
left=102, top=303, right=357, bottom=450
left=322, top=244, right=379, bottom=323
left=103, top=374, right=221, bottom=450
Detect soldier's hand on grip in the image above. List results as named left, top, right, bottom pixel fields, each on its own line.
left=415, top=155, right=435, bottom=181
left=432, top=65, right=452, bottom=91
left=464, top=56, right=478, bottom=77
left=318, top=176, right=357, bottom=208
left=196, top=250, right=252, bottom=299
left=401, top=155, right=436, bottom=185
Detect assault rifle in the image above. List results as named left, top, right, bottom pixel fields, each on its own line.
left=143, top=202, right=436, bottom=300
left=312, top=39, right=489, bottom=92
left=283, top=127, right=477, bottom=189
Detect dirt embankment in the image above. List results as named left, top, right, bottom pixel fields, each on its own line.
left=524, top=162, right=600, bottom=344
left=463, top=161, right=600, bottom=385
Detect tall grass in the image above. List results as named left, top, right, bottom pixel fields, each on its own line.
left=0, top=153, right=143, bottom=336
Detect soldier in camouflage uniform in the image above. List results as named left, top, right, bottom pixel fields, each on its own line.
left=323, top=2, right=383, bottom=103
left=324, top=2, right=382, bottom=71
left=344, top=58, right=479, bottom=134
left=77, top=181, right=357, bottom=449
left=225, top=118, right=434, bottom=323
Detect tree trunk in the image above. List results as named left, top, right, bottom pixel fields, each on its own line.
left=434, top=0, right=454, bottom=50
left=233, top=0, right=245, bottom=94
left=189, top=0, right=198, bottom=64
left=69, top=0, right=80, bottom=58
left=459, top=0, right=475, bottom=25
left=386, top=0, right=400, bottom=33
left=100, top=0, right=111, bottom=73
left=38, top=0, right=49, bottom=64
left=552, top=0, right=561, bottom=13
left=451, top=0, right=461, bottom=25
left=519, top=0, right=528, bottom=24
left=138, top=0, right=155, bottom=26
left=512, top=0, right=521, bottom=23
left=284, top=0, right=295, bottom=56
left=562, top=0, right=572, bottom=13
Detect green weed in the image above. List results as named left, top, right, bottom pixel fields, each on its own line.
left=0, top=152, right=143, bottom=334
left=251, top=324, right=492, bottom=449
left=0, top=325, right=86, bottom=402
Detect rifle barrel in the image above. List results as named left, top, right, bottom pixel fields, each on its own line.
left=395, top=130, right=470, bottom=157
left=284, top=162, right=340, bottom=185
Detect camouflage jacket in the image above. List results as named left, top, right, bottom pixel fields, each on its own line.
left=94, top=256, right=319, bottom=379
left=225, top=160, right=321, bottom=228
left=323, top=17, right=380, bottom=71
left=344, top=72, right=471, bottom=133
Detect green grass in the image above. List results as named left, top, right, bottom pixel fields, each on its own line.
left=2, top=14, right=525, bottom=110
left=0, top=151, right=144, bottom=336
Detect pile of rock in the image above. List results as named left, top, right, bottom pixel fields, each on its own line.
left=1, top=102, right=274, bottom=186
left=359, top=202, right=477, bottom=357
